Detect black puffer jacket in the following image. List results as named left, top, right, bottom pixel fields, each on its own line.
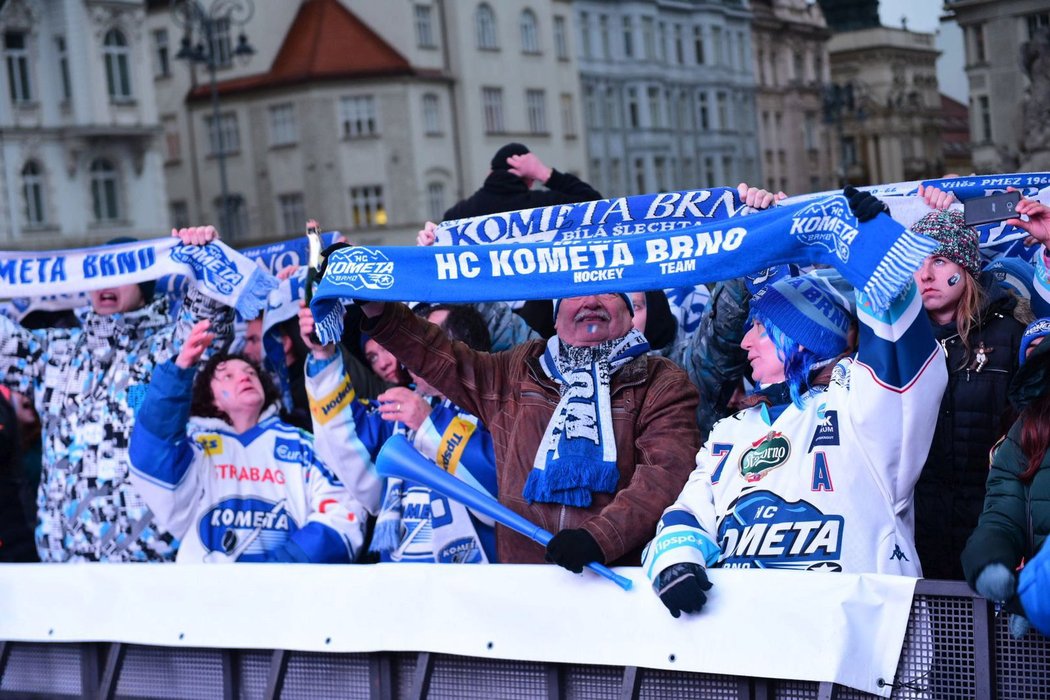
left=914, top=285, right=1028, bottom=580
left=443, top=170, right=601, bottom=221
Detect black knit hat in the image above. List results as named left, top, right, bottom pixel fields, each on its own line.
left=491, top=143, right=530, bottom=171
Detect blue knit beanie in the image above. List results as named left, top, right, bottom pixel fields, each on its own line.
left=750, top=274, right=851, bottom=360
left=1019, top=318, right=1050, bottom=365
left=553, top=293, right=634, bottom=322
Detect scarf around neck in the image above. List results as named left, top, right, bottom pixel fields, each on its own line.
left=523, top=329, right=650, bottom=507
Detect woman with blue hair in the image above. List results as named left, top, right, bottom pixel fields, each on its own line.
left=642, top=191, right=950, bottom=618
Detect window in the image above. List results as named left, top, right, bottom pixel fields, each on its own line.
left=721, top=155, right=733, bottom=184
left=693, top=26, right=704, bottom=65
left=703, top=157, right=715, bottom=186
left=674, top=25, right=684, bottom=64
left=422, top=93, right=442, bottom=134
left=599, top=15, right=610, bottom=58
left=90, top=158, right=120, bottom=223
left=842, top=137, right=858, bottom=167
left=339, top=95, right=377, bottom=138
left=209, top=17, right=232, bottom=68
left=350, top=186, right=386, bottom=227
left=205, top=112, right=240, bottom=155
left=627, top=87, right=639, bottom=128
left=972, top=24, right=986, bottom=63
left=103, top=29, right=132, bottom=100
left=579, top=12, right=591, bottom=59
left=793, top=51, right=804, bottom=84
left=716, top=91, right=728, bottom=130
left=163, top=115, right=181, bottom=162
left=214, top=194, right=247, bottom=238
left=553, top=15, right=569, bottom=60
left=698, top=92, right=709, bottom=130
left=633, top=158, right=645, bottom=194
left=654, top=156, right=667, bottom=191
left=4, top=31, right=32, bottom=103
left=583, top=84, right=597, bottom=128
left=711, top=26, right=722, bottom=66
left=977, top=95, right=991, bottom=142
left=642, top=17, right=654, bottom=60
left=526, top=89, right=547, bottom=134
left=22, top=161, right=45, bottom=226
left=482, top=87, right=504, bottom=133
left=278, top=193, right=305, bottom=235
left=56, top=36, right=71, bottom=102
left=426, top=182, right=445, bottom=222
left=1027, top=13, right=1050, bottom=40
left=560, top=93, right=576, bottom=137
left=521, top=9, right=539, bottom=54
left=647, top=86, right=662, bottom=128
left=415, top=5, right=436, bottom=48
left=804, top=111, right=817, bottom=151
left=476, top=4, right=498, bottom=50
left=657, top=21, right=667, bottom=63
left=153, top=29, right=170, bottom=77
left=269, top=103, right=297, bottom=146
left=604, top=86, right=619, bottom=129
left=814, top=54, right=824, bottom=83
left=623, top=17, right=634, bottom=58
left=170, top=200, right=190, bottom=229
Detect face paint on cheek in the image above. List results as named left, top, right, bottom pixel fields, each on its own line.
left=948, top=273, right=961, bottom=286
left=587, top=324, right=597, bottom=333
left=221, top=390, right=231, bottom=399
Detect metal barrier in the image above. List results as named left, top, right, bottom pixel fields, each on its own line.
left=1, top=580, right=1047, bottom=700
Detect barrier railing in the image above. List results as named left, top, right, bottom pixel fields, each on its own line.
left=1, top=572, right=1047, bottom=699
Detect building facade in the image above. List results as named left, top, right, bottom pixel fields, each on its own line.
left=573, top=0, right=759, bottom=198
left=826, top=25, right=943, bottom=184
left=148, top=0, right=589, bottom=247
left=751, top=0, right=836, bottom=195
left=945, top=0, right=1050, bottom=173
left=0, top=0, right=168, bottom=249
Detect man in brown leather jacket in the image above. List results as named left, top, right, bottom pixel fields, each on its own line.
left=358, top=293, right=700, bottom=571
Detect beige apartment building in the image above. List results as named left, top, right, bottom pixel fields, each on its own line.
left=147, top=0, right=588, bottom=247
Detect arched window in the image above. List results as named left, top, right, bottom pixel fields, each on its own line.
left=476, top=4, right=498, bottom=50
left=90, top=158, right=120, bottom=222
left=22, top=160, right=45, bottom=226
left=103, top=29, right=132, bottom=100
left=426, top=181, right=446, bottom=222
left=520, top=9, right=539, bottom=54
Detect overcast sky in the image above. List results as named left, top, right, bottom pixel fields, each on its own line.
left=878, top=0, right=967, bottom=103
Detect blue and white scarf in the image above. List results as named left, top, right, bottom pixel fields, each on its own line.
left=523, top=330, right=650, bottom=507
left=310, top=191, right=936, bottom=344
left=0, top=237, right=277, bottom=320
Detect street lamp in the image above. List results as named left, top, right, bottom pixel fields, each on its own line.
left=172, top=0, right=255, bottom=240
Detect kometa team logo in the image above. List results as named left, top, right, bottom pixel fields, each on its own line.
left=199, top=497, right=298, bottom=562
left=788, top=195, right=858, bottom=264
left=171, top=244, right=243, bottom=297
left=718, top=491, right=843, bottom=570
left=739, top=431, right=791, bottom=482
left=324, top=247, right=395, bottom=292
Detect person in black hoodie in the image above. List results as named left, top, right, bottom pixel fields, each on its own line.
left=442, top=142, right=602, bottom=221
left=438, top=143, right=604, bottom=339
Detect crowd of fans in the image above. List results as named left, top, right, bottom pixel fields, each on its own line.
left=1, top=143, right=1049, bottom=640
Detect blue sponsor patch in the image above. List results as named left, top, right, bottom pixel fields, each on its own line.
left=788, top=195, right=858, bottom=264
left=437, top=536, right=484, bottom=564
left=808, top=405, right=839, bottom=451
left=171, top=244, right=244, bottom=297
left=199, top=497, right=298, bottom=562
left=718, top=491, right=843, bottom=570
left=324, top=247, right=395, bottom=292
left=273, top=437, right=304, bottom=463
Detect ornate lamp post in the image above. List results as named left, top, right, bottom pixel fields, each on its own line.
left=172, top=0, right=255, bottom=240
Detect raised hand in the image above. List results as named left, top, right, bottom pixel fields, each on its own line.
left=377, top=387, right=430, bottom=431
left=737, top=182, right=785, bottom=210
left=297, top=302, right=336, bottom=360
left=172, top=225, right=218, bottom=246
left=175, top=319, right=215, bottom=369
left=918, top=183, right=957, bottom=211
left=1006, top=187, right=1050, bottom=248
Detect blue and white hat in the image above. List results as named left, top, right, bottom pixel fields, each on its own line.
left=1019, top=318, right=1050, bottom=365
left=750, top=274, right=853, bottom=360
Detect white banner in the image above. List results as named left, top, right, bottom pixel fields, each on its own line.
left=0, top=564, right=916, bottom=697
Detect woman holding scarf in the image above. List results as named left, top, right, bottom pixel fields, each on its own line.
left=643, top=190, right=949, bottom=617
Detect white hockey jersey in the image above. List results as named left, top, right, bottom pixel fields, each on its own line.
left=644, top=283, right=948, bottom=580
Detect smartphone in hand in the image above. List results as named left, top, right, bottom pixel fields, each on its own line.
left=963, top=191, right=1021, bottom=226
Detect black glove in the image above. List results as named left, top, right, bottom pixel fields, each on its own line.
left=545, top=529, right=604, bottom=573
left=843, top=185, right=889, bottom=223
left=653, top=562, right=713, bottom=618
